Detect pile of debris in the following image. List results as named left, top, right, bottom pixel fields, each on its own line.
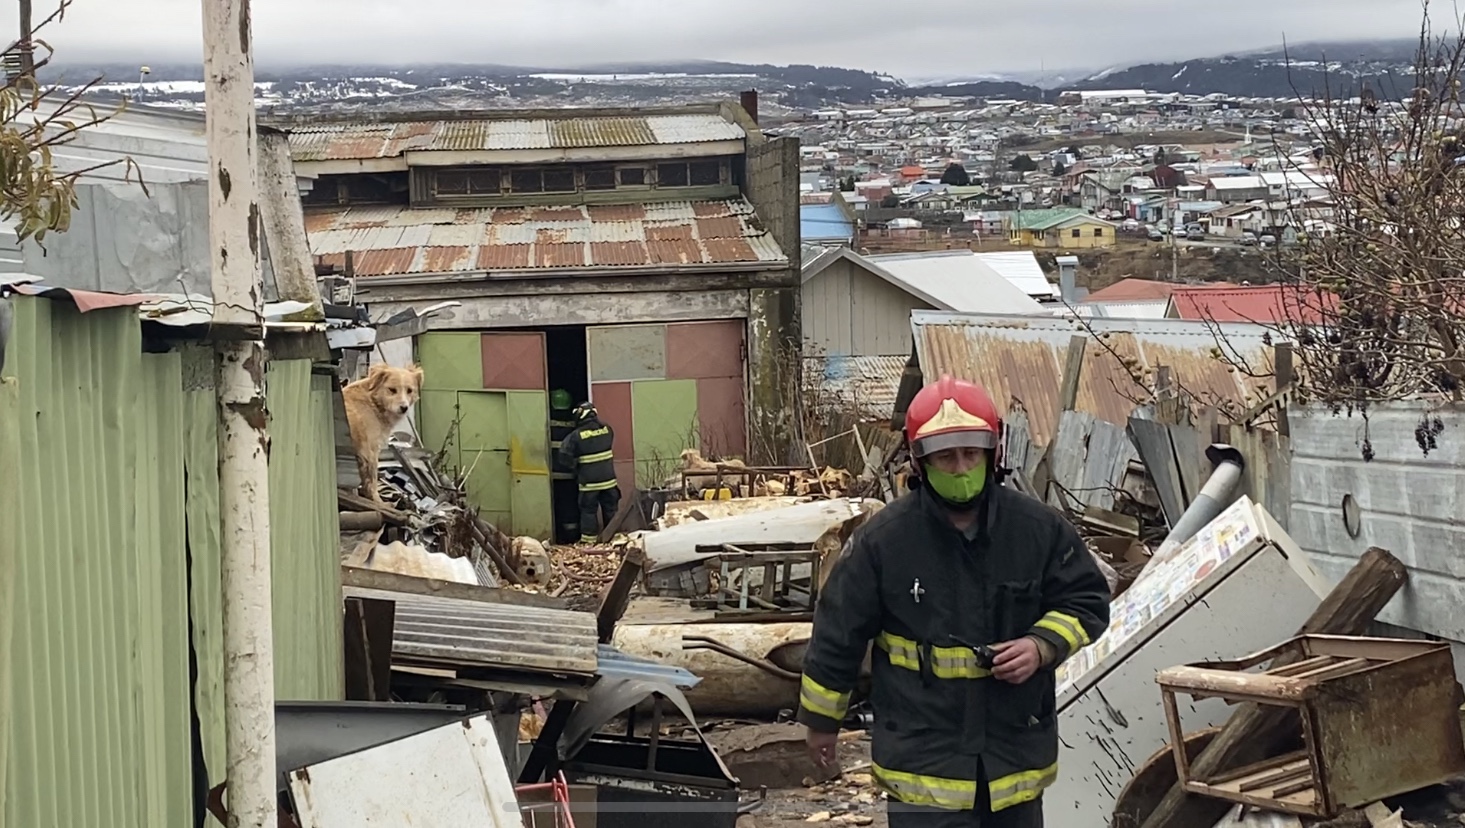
left=338, top=441, right=552, bottom=591
left=671, top=449, right=876, bottom=502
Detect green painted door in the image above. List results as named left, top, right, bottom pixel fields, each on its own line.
left=457, top=391, right=512, bottom=530
left=506, top=391, right=553, bottom=539
left=631, top=379, right=699, bottom=488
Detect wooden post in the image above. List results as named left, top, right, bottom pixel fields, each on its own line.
left=1274, top=341, right=1294, bottom=438
left=1139, top=547, right=1408, bottom=828
left=1058, top=334, right=1087, bottom=413
left=202, top=0, right=276, bottom=824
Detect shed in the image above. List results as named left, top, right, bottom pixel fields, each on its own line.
left=897, top=310, right=1277, bottom=445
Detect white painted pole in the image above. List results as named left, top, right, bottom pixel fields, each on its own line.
left=202, top=0, right=277, bottom=825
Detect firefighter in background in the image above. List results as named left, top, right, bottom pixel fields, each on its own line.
left=797, top=376, right=1110, bottom=827
left=556, top=401, right=620, bottom=544
left=548, top=389, right=580, bottom=544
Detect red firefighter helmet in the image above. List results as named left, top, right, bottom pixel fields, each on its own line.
left=904, top=375, right=1003, bottom=462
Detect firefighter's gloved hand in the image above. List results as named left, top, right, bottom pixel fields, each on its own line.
left=991, top=637, right=1044, bottom=684
left=806, top=728, right=839, bottom=768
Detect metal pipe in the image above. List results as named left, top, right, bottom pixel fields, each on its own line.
left=1145, top=444, right=1245, bottom=574
left=203, top=0, right=277, bottom=824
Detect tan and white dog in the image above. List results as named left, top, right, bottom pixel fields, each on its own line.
left=343, top=362, right=423, bottom=502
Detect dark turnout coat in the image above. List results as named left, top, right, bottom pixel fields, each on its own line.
left=796, top=482, right=1111, bottom=813
left=556, top=417, right=617, bottom=492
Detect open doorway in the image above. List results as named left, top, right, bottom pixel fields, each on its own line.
left=544, top=326, right=588, bottom=544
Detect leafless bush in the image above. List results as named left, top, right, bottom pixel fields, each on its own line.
left=1233, top=4, right=1465, bottom=414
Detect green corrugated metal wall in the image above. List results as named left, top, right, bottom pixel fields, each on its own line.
left=0, top=297, right=343, bottom=827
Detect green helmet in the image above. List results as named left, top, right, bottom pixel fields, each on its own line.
left=551, top=388, right=572, bottom=410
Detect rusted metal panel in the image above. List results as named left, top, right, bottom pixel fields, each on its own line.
left=803, top=354, right=907, bottom=423
left=697, top=376, right=748, bottom=459
left=302, top=198, right=786, bottom=276
left=701, top=238, right=758, bottom=263
left=475, top=244, right=532, bottom=270
left=587, top=203, right=647, bottom=221
left=589, top=381, right=636, bottom=500
left=589, top=241, right=649, bottom=267
left=287, top=114, right=744, bottom=161
left=665, top=320, right=745, bottom=381
left=910, top=311, right=1274, bottom=445
left=549, top=116, right=656, bottom=147
left=481, top=332, right=547, bottom=391
left=418, top=246, right=473, bottom=273
left=647, top=238, right=707, bottom=265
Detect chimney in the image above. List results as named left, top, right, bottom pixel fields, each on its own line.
left=740, top=90, right=759, bottom=125
left=1056, top=256, right=1080, bottom=304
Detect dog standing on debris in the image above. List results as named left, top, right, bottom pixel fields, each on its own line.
left=343, top=362, right=424, bottom=502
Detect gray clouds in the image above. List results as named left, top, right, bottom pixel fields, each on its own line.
left=2, top=0, right=1440, bottom=77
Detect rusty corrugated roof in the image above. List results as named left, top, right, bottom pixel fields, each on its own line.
left=307, top=198, right=786, bottom=276
left=288, top=114, right=744, bottom=161
left=910, top=311, right=1274, bottom=445
left=805, top=355, right=908, bottom=422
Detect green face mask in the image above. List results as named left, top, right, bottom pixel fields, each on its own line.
left=924, top=462, right=987, bottom=503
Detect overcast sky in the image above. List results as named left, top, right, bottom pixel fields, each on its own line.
left=1, top=0, right=1441, bottom=79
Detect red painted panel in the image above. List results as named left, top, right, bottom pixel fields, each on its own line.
left=696, top=376, right=748, bottom=461
left=665, top=320, right=744, bottom=380
left=481, top=332, right=546, bottom=390
left=591, top=381, right=635, bottom=496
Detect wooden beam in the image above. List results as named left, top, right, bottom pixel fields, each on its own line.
left=1274, top=342, right=1294, bottom=438
left=1140, top=547, right=1407, bottom=828
left=1058, top=334, right=1087, bottom=412
left=341, top=566, right=569, bottom=610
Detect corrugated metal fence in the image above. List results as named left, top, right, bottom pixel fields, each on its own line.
left=0, top=296, right=343, bottom=826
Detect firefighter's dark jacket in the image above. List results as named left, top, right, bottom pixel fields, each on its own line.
left=556, top=417, right=617, bottom=492
left=796, top=481, right=1111, bottom=812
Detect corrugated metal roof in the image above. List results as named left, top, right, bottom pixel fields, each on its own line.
left=1078, top=299, right=1171, bottom=319
left=800, top=203, right=854, bottom=243
left=1, top=300, right=345, bottom=826
left=1082, top=278, right=1182, bottom=302
left=910, top=310, right=1274, bottom=446
left=866, top=251, right=1049, bottom=315
left=306, top=198, right=786, bottom=276
left=343, top=586, right=599, bottom=675
left=973, top=251, right=1057, bottom=298
left=1170, top=284, right=1336, bottom=325
left=805, top=354, right=908, bottom=422
left=26, top=99, right=208, bottom=184
left=288, top=114, right=744, bottom=161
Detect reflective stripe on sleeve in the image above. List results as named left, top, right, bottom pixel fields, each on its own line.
left=798, top=674, right=851, bottom=721
left=1033, top=611, right=1091, bottom=655
left=874, top=631, right=991, bottom=679
left=872, top=764, right=978, bottom=810
left=988, top=763, right=1058, bottom=812
left=580, top=449, right=614, bottom=463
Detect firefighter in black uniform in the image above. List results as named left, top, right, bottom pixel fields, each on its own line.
left=556, top=401, right=620, bottom=544
left=548, top=389, right=580, bottom=543
left=797, top=375, right=1111, bottom=827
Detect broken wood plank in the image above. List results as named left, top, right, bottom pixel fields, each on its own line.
left=338, top=489, right=412, bottom=524
left=1140, top=547, right=1408, bottom=828
left=1058, top=334, right=1087, bottom=413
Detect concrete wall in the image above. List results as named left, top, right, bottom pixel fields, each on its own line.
left=1290, top=402, right=1465, bottom=645
left=802, top=256, right=934, bottom=357
left=744, top=137, right=804, bottom=464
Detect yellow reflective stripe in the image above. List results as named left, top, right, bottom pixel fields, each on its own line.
left=1034, top=610, right=1090, bottom=654
left=580, top=449, right=614, bottom=463
left=988, top=763, right=1058, bottom=812
left=872, top=764, right=977, bottom=810
left=874, top=632, right=991, bottom=679
left=579, top=479, right=618, bottom=492
left=799, top=674, right=851, bottom=721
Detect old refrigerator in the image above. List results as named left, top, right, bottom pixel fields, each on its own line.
left=1045, top=495, right=1330, bottom=827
